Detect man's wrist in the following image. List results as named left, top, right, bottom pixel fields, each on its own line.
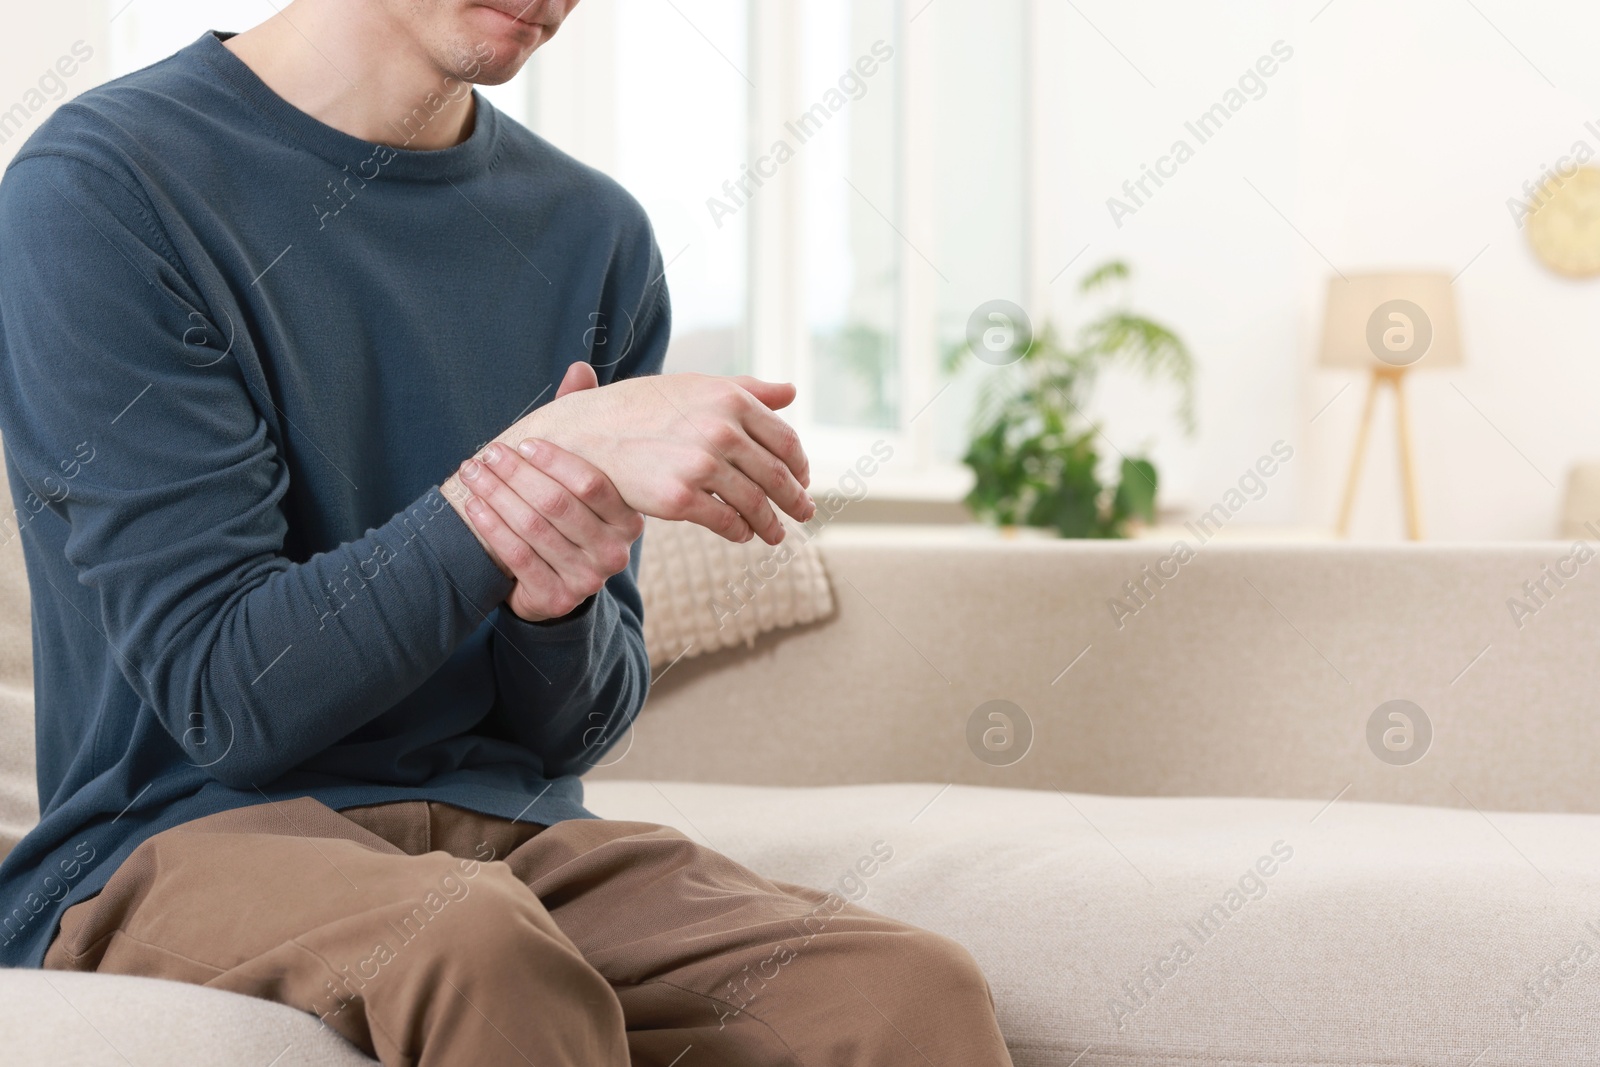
left=506, top=592, right=598, bottom=628
left=500, top=404, right=587, bottom=467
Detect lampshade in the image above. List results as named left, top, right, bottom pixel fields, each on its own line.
left=1318, top=272, right=1463, bottom=370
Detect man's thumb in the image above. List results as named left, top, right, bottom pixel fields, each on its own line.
left=556, top=361, right=600, bottom=399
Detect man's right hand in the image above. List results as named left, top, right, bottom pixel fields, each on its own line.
left=445, top=368, right=815, bottom=546
left=457, top=436, right=644, bottom=623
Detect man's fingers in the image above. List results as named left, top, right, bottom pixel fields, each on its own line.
left=674, top=487, right=756, bottom=544
left=517, top=438, right=637, bottom=534
left=476, top=443, right=631, bottom=581
left=724, top=381, right=809, bottom=489
left=730, top=376, right=796, bottom=411
left=712, top=429, right=810, bottom=526
left=462, top=492, right=581, bottom=621
left=462, top=449, right=593, bottom=577
left=738, top=408, right=812, bottom=498
left=555, top=361, right=600, bottom=399
left=704, top=462, right=784, bottom=545
left=460, top=485, right=559, bottom=586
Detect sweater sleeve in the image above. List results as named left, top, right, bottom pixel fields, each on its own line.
left=487, top=544, right=648, bottom=776
left=0, top=153, right=514, bottom=789
left=482, top=232, right=669, bottom=773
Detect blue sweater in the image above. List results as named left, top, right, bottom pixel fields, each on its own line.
left=0, top=31, right=664, bottom=968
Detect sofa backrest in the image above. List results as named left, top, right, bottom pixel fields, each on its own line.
left=595, top=533, right=1600, bottom=815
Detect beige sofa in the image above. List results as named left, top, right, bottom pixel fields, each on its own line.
left=4, top=520, right=1600, bottom=1065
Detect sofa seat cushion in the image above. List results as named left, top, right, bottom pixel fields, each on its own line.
left=0, top=968, right=374, bottom=1065
left=5, top=782, right=1597, bottom=1067
left=589, top=781, right=1600, bottom=1067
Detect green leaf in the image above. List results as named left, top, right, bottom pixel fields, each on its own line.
left=1079, top=260, right=1130, bottom=293
left=1024, top=434, right=1102, bottom=537
left=1076, top=312, right=1197, bottom=436
left=1113, top=457, right=1159, bottom=527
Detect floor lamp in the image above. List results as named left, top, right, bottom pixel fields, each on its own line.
left=1318, top=273, right=1463, bottom=540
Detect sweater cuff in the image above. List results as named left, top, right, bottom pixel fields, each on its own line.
left=411, top=485, right=516, bottom=616
left=496, top=588, right=613, bottom=646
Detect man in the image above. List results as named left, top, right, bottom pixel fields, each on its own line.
left=0, top=1, right=1013, bottom=1063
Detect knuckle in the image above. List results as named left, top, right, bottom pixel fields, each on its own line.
left=718, top=380, right=749, bottom=408
left=773, top=421, right=800, bottom=459
left=536, top=487, right=571, bottom=519
left=664, top=484, right=698, bottom=516
left=501, top=541, right=534, bottom=571
left=515, top=509, right=546, bottom=539
left=601, top=545, right=630, bottom=574
left=707, top=421, right=740, bottom=450
left=684, top=453, right=719, bottom=484
left=573, top=471, right=605, bottom=503
left=737, top=482, right=767, bottom=512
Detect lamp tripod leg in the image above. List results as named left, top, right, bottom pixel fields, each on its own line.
left=1392, top=369, right=1423, bottom=540
left=1336, top=370, right=1382, bottom=537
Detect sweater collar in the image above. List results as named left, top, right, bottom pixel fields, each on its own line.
left=191, top=30, right=500, bottom=183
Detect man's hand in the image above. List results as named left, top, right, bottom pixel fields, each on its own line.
left=444, top=366, right=814, bottom=546
left=447, top=361, right=643, bottom=622
left=455, top=434, right=644, bottom=623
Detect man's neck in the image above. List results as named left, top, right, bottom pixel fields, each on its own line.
left=224, top=1, right=475, bottom=152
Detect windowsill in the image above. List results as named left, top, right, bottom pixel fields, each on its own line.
left=855, top=462, right=973, bottom=502
left=1134, top=523, right=1338, bottom=543
left=804, top=456, right=975, bottom=525
left=816, top=522, right=1341, bottom=543
left=816, top=522, right=1042, bottom=543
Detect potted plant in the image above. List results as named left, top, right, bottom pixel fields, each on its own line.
left=952, top=262, right=1196, bottom=538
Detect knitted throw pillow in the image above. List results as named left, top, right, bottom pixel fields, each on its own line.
left=637, top=516, right=834, bottom=670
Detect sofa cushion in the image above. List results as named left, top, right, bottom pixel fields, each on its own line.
left=637, top=514, right=832, bottom=668
left=0, top=969, right=374, bottom=1065
left=587, top=781, right=1600, bottom=1067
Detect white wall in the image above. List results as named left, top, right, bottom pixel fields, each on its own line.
left=1033, top=0, right=1600, bottom=539
left=0, top=2, right=110, bottom=171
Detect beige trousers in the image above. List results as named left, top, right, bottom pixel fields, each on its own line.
left=42, top=797, right=1012, bottom=1067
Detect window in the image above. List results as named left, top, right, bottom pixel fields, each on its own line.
left=798, top=0, right=902, bottom=432
left=613, top=0, right=750, bottom=378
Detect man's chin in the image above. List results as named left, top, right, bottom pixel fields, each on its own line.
left=463, top=59, right=530, bottom=87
